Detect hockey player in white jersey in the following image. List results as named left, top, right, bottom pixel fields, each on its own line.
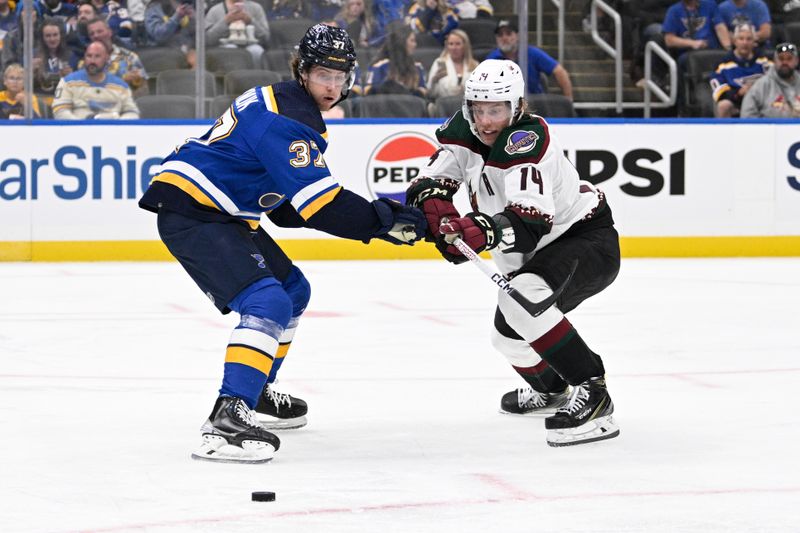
left=406, top=59, right=621, bottom=446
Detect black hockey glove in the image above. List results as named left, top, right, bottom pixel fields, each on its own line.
left=436, top=212, right=501, bottom=264
left=405, top=177, right=461, bottom=242
left=372, top=198, right=427, bottom=245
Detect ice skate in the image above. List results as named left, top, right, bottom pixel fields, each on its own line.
left=544, top=376, right=619, bottom=447
left=500, top=386, right=570, bottom=416
left=254, top=384, right=308, bottom=430
left=191, top=396, right=281, bottom=464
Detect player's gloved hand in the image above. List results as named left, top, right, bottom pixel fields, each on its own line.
left=405, top=178, right=460, bottom=242
left=372, top=198, right=427, bottom=245
left=436, top=212, right=500, bottom=264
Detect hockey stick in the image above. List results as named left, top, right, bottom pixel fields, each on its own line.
left=451, top=237, right=578, bottom=318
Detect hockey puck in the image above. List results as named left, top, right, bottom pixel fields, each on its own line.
left=252, top=491, right=276, bottom=502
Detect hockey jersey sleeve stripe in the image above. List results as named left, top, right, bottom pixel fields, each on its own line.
left=297, top=185, right=342, bottom=219
left=291, top=175, right=341, bottom=216
left=157, top=160, right=261, bottom=220
left=262, top=86, right=279, bottom=113
left=225, top=346, right=275, bottom=375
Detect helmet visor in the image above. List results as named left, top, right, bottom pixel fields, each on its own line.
left=308, top=68, right=351, bottom=89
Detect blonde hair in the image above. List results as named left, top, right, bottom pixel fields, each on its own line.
left=3, top=63, right=24, bottom=78
left=439, top=29, right=479, bottom=71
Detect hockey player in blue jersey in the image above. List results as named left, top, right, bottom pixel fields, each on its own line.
left=139, top=24, right=426, bottom=464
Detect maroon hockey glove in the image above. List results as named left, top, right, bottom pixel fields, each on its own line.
left=436, top=212, right=500, bottom=264
left=405, top=178, right=460, bottom=242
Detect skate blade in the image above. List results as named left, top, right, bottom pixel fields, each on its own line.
left=256, top=414, right=307, bottom=430
left=191, top=434, right=276, bottom=464
left=499, top=407, right=560, bottom=418
left=546, top=415, right=620, bottom=447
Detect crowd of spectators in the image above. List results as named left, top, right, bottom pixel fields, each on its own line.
left=0, top=0, right=798, bottom=119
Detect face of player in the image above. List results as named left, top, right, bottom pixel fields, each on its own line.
left=496, top=28, right=518, bottom=55
left=446, top=34, right=465, bottom=62
left=470, top=101, right=512, bottom=146
left=303, top=66, right=349, bottom=111
left=733, top=29, right=755, bottom=57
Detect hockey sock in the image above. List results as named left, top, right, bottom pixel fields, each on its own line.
left=220, top=315, right=284, bottom=408
left=222, top=279, right=293, bottom=407
left=265, top=316, right=299, bottom=385
left=530, top=317, right=605, bottom=386
left=512, top=360, right=568, bottom=393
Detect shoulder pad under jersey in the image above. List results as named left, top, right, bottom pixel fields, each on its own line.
left=488, top=113, right=551, bottom=166
left=434, top=110, right=483, bottom=153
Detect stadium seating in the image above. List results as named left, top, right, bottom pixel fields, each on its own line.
left=528, top=94, right=576, bottom=118
left=209, top=94, right=236, bottom=118
left=205, top=47, right=255, bottom=75
left=269, top=18, right=314, bottom=47
left=224, top=70, right=282, bottom=95
left=458, top=18, right=498, bottom=49
left=684, top=50, right=728, bottom=117
left=136, top=95, right=198, bottom=119
left=358, top=94, right=429, bottom=118
left=260, top=48, right=293, bottom=80
left=431, top=95, right=463, bottom=118
left=156, top=70, right=217, bottom=97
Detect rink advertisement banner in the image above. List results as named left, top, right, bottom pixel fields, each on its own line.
left=1, top=120, right=799, bottom=260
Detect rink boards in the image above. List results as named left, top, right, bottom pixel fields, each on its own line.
left=0, top=118, right=799, bottom=260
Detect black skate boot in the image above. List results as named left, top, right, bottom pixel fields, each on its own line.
left=191, top=396, right=281, bottom=463
left=500, top=386, right=570, bottom=416
left=544, top=376, right=619, bottom=447
left=254, top=384, right=308, bottom=430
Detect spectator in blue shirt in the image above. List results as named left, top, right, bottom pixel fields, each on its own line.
left=718, top=0, right=772, bottom=46
left=485, top=19, right=573, bottom=100
left=663, top=0, right=731, bottom=55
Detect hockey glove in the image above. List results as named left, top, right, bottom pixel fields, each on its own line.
left=436, top=212, right=501, bottom=264
left=405, top=178, right=460, bottom=242
left=372, top=198, right=427, bottom=245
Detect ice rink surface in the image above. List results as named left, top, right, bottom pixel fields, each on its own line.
left=1, top=257, right=799, bottom=533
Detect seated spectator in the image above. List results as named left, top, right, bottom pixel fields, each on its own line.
left=741, top=41, right=800, bottom=116
left=450, top=0, right=493, bottom=19
left=32, top=17, right=73, bottom=98
left=42, top=0, right=78, bottom=25
left=486, top=19, right=574, bottom=100
left=767, top=0, right=800, bottom=34
left=0, top=0, right=16, bottom=41
left=144, top=0, right=196, bottom=67
left=64, top=1, right=99, bottom=60
left=266, top=0, right=307, bottom=20
left=2, top=7, right=42, bottom=71
left=205, top=0, right=270, bottom=66
left=718, top=0, right=772, bottom=47
left=427, top=28, right=478, bottom=99
left=710, top=23, right=771, bottom=116
left=365, top=24, right=427, bottom=97
left=52, top=40, right=140, bottom=119
left=0, top=63, right=43, bottom=119
left=372, top=0, right=407, bottom=46
left=408, top=0, right=458, bottom=46
left=334, top=0, right=377, bottom=48
left=84, top=17, right=148, bottom=96
left=663, top=0, right=731, bottom=58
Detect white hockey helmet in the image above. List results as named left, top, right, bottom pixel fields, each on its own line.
left=462, top=59, right=526, bottom=140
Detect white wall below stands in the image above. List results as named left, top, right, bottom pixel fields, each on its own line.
left=0, top=119, right=799, bottom=260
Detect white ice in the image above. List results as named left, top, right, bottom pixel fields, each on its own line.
left=1, top=258, right=798, bottom=533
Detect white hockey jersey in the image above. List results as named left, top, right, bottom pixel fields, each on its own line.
left=418, top=111, right=605, bottom=275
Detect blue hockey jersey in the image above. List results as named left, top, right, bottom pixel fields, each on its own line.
left=141, top=81, right=340, bottom=229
